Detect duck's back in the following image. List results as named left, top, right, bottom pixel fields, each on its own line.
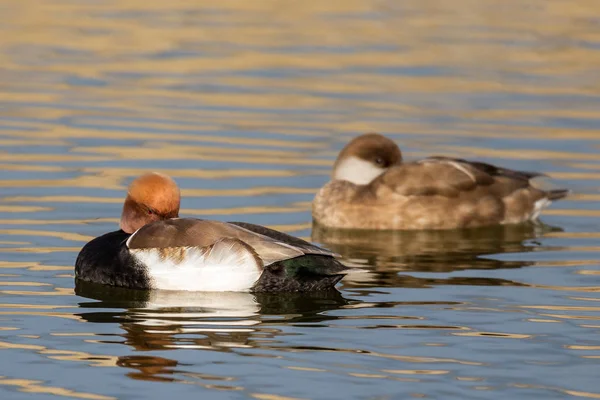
left=75, top=230, right=151, bottom=289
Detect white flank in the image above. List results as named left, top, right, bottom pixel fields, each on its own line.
left=333, top=156, right=387, bottom=185
left=530, top=198, right=551, bottom=220
left=131, top=243, right=262, bottom=292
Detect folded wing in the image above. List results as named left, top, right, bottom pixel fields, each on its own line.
left=126, top=218, right=331, bottom=266
left=373, top=157, right=535, bottom=198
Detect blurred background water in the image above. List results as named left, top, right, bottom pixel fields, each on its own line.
left=0, top=0, right=599, bottom=399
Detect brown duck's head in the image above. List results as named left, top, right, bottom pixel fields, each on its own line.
left=119, top=172, right=181, bottom=234
left=332, top=133, right=403, bottom=185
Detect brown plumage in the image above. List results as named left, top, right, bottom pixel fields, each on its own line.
left=126, top=218, right=336, bottom=268
left=312, top=133, right=570, bottom=230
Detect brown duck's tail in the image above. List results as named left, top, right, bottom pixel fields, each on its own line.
left=547, top=189, right=571, bottom=201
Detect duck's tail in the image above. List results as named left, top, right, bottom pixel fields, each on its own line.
left=547, top=189, right=571, bottom=201
left=529, top=175, right=571, bottom=201
left=254, top=255, right=347, bottom=292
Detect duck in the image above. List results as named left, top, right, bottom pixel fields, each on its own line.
left=75, top=172, right=346, bottom=292
left=312, top=133, right=570, bottom=230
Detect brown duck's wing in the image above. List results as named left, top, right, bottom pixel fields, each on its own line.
left=425, top=156, right=545, bottom=180
left=372, top=157, right=532, bottom=198
left=229, top=221, right=339, bottom=258
left=126, top=218, right=322, bottom=266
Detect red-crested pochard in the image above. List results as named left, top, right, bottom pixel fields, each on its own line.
left=76, top=173, right=346, bottom=292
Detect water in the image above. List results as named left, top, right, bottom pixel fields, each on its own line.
left=1, top=0, right=599, bottom=398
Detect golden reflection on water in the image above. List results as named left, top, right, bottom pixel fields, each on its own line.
left=313, top=222, right=562, bottom=288
left=0, top=378, right=115, bottom=400
left=0, top=205, right=53, bottom=212
left=1, top=0, right=600, bottom=398
left=71, top=283, right=483, bottom=367
left=0, top=261, right=72, bottom=271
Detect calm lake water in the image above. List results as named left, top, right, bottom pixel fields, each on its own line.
left=1, top=0, right=599, bottom=399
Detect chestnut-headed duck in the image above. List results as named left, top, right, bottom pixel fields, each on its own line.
left=76, top=172, right=346, bottom=292
left=312, top=133, right=569, bottom=230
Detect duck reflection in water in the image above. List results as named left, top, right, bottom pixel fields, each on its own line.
left=312, top=221, right=563, bottom=288
left=75, top=281, right=349, bottom=382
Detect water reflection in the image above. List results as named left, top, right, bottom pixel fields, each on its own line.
left=117, top=356, right=180, bottom=383
left=73, top=282, right=480, bottom=386
left=76, top=282, right=348, bottom=342
left=75, top=282, right=349, bottom=382
left=313, top=221, right=563, bottom=288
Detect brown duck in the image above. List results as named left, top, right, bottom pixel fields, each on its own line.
left=313, top=133, right=569, bottom=230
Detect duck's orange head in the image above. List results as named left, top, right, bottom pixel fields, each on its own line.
left=119, top=172, right=181, bottom=234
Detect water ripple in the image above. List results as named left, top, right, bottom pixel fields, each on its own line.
left=1, top=0, right=600, bottom=399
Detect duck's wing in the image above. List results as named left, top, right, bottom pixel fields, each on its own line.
left=228, top=221, right=339, bottom=257
left=126, top=218, right=331, bottom=266
left=421, top=157, right=570, bottom=200
left=371, top=156, right=538, bottom=198
left=424, top=156, right=544, bottom=180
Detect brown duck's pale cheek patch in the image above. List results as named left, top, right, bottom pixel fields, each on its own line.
left=333, top=156, right=386, bottom=185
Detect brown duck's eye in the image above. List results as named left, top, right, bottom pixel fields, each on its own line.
left=375, top=157, right=385, bottom=166
left=147, top=208, right=155, bottom=215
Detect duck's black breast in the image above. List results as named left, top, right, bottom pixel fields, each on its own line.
left=75, top=230, right=151, bottom=289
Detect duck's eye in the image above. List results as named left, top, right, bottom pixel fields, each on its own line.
left=375, top=157, right=385, bottom=166
left=147, top=208, right=155, bottom=215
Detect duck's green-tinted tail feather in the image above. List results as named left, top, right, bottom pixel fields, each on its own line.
left=547, top=189, right=570, bottom=201
left=253, top=255, right=347, bottom=292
